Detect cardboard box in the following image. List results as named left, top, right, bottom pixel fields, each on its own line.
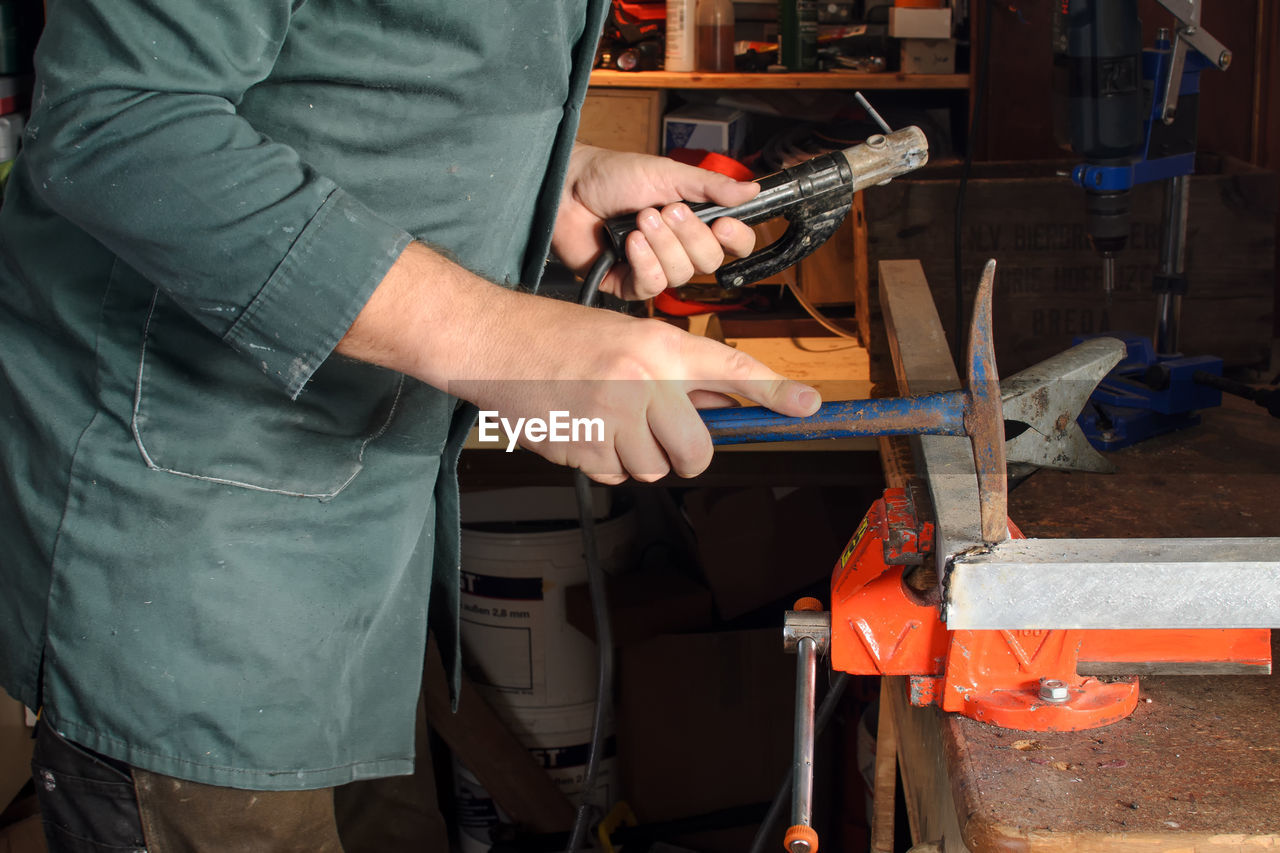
left=899, top=37, right=956, bottom=74
left=565, top=565, right=716, bottom=646
left=888, top=6, right=951, bottom=39
left=616, top=630, right=793, bottom=834
left=0, top=814, right=44, bottom=853
left=864, top=155, right=1278, bottom=373
left=0, top=691, right=33, bottom=816
left=662, top=105, right=747, bottom=157
left=683, top=486, right=871, bottom=620
left=579, top=88, right=667, bottom=156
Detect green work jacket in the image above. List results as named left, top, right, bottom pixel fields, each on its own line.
left=0, top=0, right=607, bottom=789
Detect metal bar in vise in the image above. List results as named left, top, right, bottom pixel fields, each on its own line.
left=945, top=536, right=1280, bottom=630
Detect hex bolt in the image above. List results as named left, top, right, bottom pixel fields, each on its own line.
left=1039, top=679, right=1070, bottom=704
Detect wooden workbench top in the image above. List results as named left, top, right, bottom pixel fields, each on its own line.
left=942, top=636, right=1280, bottom=847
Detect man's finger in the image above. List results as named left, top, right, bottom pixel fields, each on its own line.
left=660, top=203, right=725, bottom=275
left=711, top=217, right=756, bottom=259
left=614, top=423, right=672, bottom=483
left=623, top=225, right=673, bottom=299
left=688, top=389, right=739, bottom=409
left=635, top=207, right=695, bottom=286
left=673, top=170, right=761, bottom=207
left=648, top=392, right=715, bottom=479
left=682, top=337, right=821, bottom=417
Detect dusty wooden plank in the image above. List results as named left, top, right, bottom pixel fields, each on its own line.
left=884, top=677, right=971, bottom=852
left=869, top=678, right=900, bottom=853
left=852, top=191, right=872, bottom=348
left=878, top=258, right=984, bottom=561
left=422, top=639, right=576, bottom=834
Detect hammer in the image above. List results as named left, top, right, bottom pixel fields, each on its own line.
left=699, top=260, right=1125, bottom=543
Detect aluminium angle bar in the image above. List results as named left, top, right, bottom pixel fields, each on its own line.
left=945, top=537, right=1280, bottom=630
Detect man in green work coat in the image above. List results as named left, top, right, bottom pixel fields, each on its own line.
left=0, top=0, right=821, bottom=849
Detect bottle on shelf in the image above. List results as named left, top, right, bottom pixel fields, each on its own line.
left=666, top=0, right=696, bottom=72
left=695, top=0, right=735, bottom=73
left=778, top=0, right=817, bottom=71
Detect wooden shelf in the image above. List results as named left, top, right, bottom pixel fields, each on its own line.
left=589, top=69, right=970, bottom=90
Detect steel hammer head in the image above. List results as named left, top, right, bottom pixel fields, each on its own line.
left=959, top=261, right=1126, bottom=543
left=962, top=260, right=1009, bottom=544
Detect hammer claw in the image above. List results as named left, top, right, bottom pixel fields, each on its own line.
left=1001, top=337, right=1126, bottom=474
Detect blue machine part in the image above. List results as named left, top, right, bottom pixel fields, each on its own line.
left=1075, top=334, right=1222, bottom=451
left=1070, top=35, right=1213, bottom=194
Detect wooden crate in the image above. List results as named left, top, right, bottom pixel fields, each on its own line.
left=578, top=88, right=666, bottom=155
left=864, top=156, right=1278, bottom=372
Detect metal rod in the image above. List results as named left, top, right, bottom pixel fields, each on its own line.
left=1154, top=292, right=1182, bottom=355
left=963, top=260, right=1008, bottom=543
left=854, top=91, right=894, bottom=135
left=748, top=674, right=849, bottom=853
left=790, top=637, right=818, bottom=843
left=1154, top=174, right=1190, bottom=355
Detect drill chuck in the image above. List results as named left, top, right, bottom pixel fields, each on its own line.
left=1085, top=189, right=1130, bottom=257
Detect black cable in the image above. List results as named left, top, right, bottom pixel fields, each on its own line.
left=565, top=248, right=619, bottom=853
left=953, top=0, right=995, bottom=369
left=576, top=251, right=616, bottom=310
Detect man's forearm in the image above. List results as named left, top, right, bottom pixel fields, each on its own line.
left=335, top=240, right=598, bottom=390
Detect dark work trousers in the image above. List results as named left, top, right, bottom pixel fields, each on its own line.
left=31, top=721, right=345, bottom=852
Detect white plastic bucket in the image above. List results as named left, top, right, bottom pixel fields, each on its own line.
left=460, top=500, right=637, bottom=709
left=452, top=702, right=618, bottom=853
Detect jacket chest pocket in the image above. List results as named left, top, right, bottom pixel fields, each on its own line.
left=131, top=292, right=403, bottom=499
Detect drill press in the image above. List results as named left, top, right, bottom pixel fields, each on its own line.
left=1053, top=0, right=1234, bottom=449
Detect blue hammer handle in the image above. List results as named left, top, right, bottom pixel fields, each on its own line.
left=701, top=393, right=968, bottom=445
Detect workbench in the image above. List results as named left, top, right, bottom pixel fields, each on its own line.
left=875, top=307, right=1280, bottom=851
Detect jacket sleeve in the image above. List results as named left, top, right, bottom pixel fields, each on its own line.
left=23, top=0, right=413, bottom=398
